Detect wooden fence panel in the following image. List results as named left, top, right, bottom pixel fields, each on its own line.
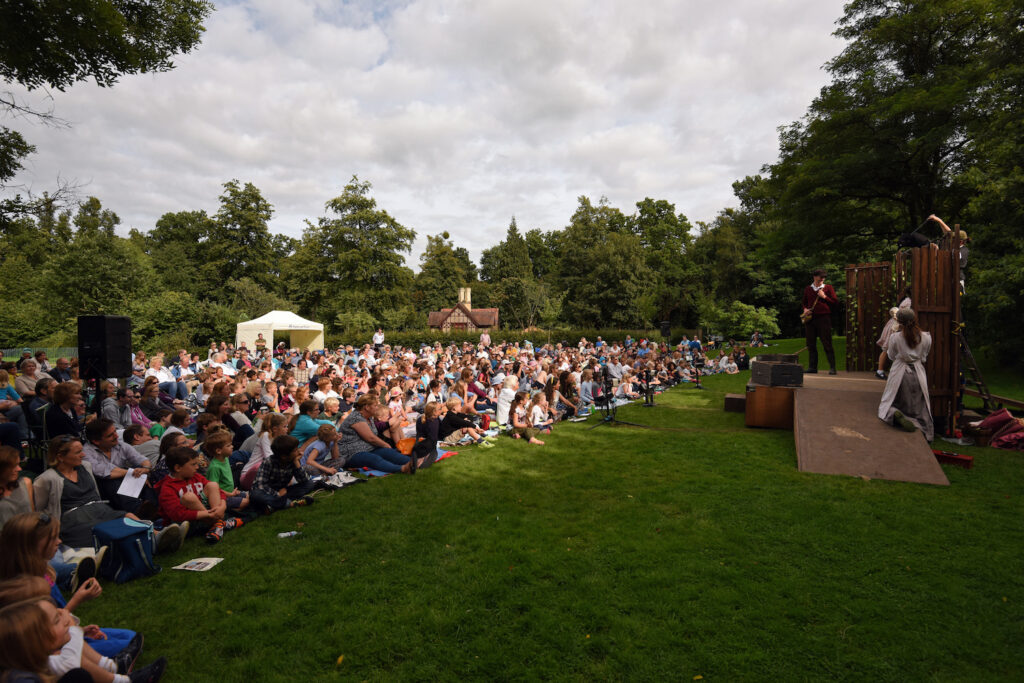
left=844, top=262, right=892, bottom=371
left=895, top=246, right=960, bottom=432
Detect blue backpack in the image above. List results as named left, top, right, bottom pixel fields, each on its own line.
left=92, top=518, right=161, bottom=583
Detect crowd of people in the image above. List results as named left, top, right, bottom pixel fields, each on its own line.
left=0, top=332, right=758, bottom=682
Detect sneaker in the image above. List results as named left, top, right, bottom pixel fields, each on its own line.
left=875, top=370, right=887, bottom=379
left=115, top=633, right=144, bottom=673
left=204, top=520, right=225, bottom=544
left=178, top=521, right=190, bottom=546
left=129, top=656, right=167, bottom=683
left=290, top=496, right=315, bottom=508
left=154, top=524, right=182, bottom=555
left=829, top=368, right=837, bottom=375
left=70, top=554, right=97, bottom=594
left=223, top=517, right=244, bottom=531
left=478, top=441, right=494, bottom=449
left=805, top=367, right=818, bottom=374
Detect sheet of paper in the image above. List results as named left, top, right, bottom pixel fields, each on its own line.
left=173, top=557, right=224, bottom=572
left=116, top=470, right=147, bottom=498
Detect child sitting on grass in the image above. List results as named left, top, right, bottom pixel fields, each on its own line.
left=0, top=575, right=167, bottom=683
left=201, top=431, right=250, bottom=514
left=156, top=447, right=242, bottom=544
left=529, top=393, right=554, bottom=431
left=250, top=435, right=316, bottom=514
left=439, top=397, right=493, bottom=449
left=300, top=424, right=342, bottom=477
left=509, top=392, right=545, bottom=445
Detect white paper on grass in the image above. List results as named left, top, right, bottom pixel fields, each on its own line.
left=173, top=558, right=225, bottom=572
left=116, top=470, right=147, bottom=498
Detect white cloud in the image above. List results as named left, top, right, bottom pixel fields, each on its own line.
left=2, top=0, right=847, bottom=267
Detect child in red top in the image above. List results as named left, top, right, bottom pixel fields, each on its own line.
left=156, top=446, right=243, bottom=544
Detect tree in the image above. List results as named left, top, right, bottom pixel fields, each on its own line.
left=765, top=0, right=1014, bottom=259
left=415, top=231, right=477, bottom=313
left=146, top=209, right=217, bottom=296
left=210, top=180, right=276, bottom=289
left=0, top=0, right=212, bottom=219
left=628, top=198, right=698, bottom=324
left=282, top=177, right=415, bottom=327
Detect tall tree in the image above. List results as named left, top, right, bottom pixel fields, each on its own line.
left=210, top=180, right=276, bottom=289
left=415, top=231, right=477, bottom=313
left=282, top=177, right=415, bottom=326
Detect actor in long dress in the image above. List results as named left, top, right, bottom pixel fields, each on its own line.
left=878, top=309, right=933, bottom=441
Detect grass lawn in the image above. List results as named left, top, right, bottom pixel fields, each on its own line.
left=78, top=343, right=1024, bottom=682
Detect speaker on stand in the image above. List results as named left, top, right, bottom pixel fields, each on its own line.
left=78, top=316, right=133, bottom=380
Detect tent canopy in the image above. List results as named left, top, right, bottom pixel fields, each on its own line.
left=235, top=310, right=324, bottom=352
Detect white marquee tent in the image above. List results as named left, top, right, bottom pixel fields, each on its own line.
left=235, top=310, right=324, bottom=352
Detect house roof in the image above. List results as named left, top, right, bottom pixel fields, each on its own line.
left=428, top=302, right=499, bottom=328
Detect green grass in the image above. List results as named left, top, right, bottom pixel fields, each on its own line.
left=78, top=356, right=1024, bottom=682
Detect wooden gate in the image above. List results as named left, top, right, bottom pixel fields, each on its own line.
left=844, top=261, right=892, bottom=371
left=895, top=246, right=961, bottom=433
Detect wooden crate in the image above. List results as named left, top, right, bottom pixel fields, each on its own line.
left=751, top=360, right=803, bottom=387
left=724, top=393, right=746, bottom=413
left=745, top=384, right=795, bottom=429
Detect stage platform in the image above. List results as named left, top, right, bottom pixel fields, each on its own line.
left=794, top=372, right=949, bottom=486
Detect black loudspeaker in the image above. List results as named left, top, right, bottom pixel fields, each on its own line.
left=660, top=321, right=672, bottom=338
left=78, top=316, right=133, bottom=379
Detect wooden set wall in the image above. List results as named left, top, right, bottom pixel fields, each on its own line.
left=895, top=246, right=961, bottom=432
left=844, top=261, right=892, bottom=371
left=845, top=246, right=960, bottom=433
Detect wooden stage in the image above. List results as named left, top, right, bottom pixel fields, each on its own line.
left=794, top=372, right=949, bottom=486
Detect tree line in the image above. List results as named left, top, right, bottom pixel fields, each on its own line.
left=1, top=0, right=1021, bottom=359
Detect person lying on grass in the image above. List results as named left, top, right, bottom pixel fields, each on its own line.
left=201, top=431, right=250, bottom=514
left=250, top=435, right=316, bottom=512
left=439, top=397, right=493, bottom=449
left=156, top=447, right=242, bottom=544
left=509, top=392, right=544, bottom=445
left=0, top=575, right=167, bottom=683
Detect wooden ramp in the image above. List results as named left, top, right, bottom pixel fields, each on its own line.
left=794, top=372, right=949, bottom=486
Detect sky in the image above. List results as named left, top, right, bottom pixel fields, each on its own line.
left=4, top=0, right=848, bottom=269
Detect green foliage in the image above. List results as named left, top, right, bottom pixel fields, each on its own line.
left=334, top=310, right=377, bottom=339
left=281, top=176, right=415, bottom=327
left=0, top=0, right=212, bottom=91
left=415, top=231, right=477, bottom=313
left=212, top=180, right=277, bottom=289
left=699, top=300, right=781, bottom=339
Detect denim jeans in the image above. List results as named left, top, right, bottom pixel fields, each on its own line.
left=348, top=447, right=409, bottom=473
left=250, top=480, right=316, bottom=513
left=0, top=404, right=28, bottom=439
left=50, top=549, right=76, bottom=592
left=158, top=381, right=188, bottom=400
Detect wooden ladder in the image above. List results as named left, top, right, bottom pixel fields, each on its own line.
left=959, top=330, right=998, bottom=411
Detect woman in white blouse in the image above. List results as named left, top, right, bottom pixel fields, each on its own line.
left=145, top=356, right=188, bottom=401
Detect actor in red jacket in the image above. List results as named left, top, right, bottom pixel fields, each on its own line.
left=802, top=269, right=839, bottom=375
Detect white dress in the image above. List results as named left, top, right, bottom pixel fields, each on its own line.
left=878, top=330, right=933, bottom=441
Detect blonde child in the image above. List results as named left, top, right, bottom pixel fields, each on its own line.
left=202, top=431, right=250, bottom=513
left=301, top=424, right=342, bottom=476
left=528, top=393, right=554, bottom=431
